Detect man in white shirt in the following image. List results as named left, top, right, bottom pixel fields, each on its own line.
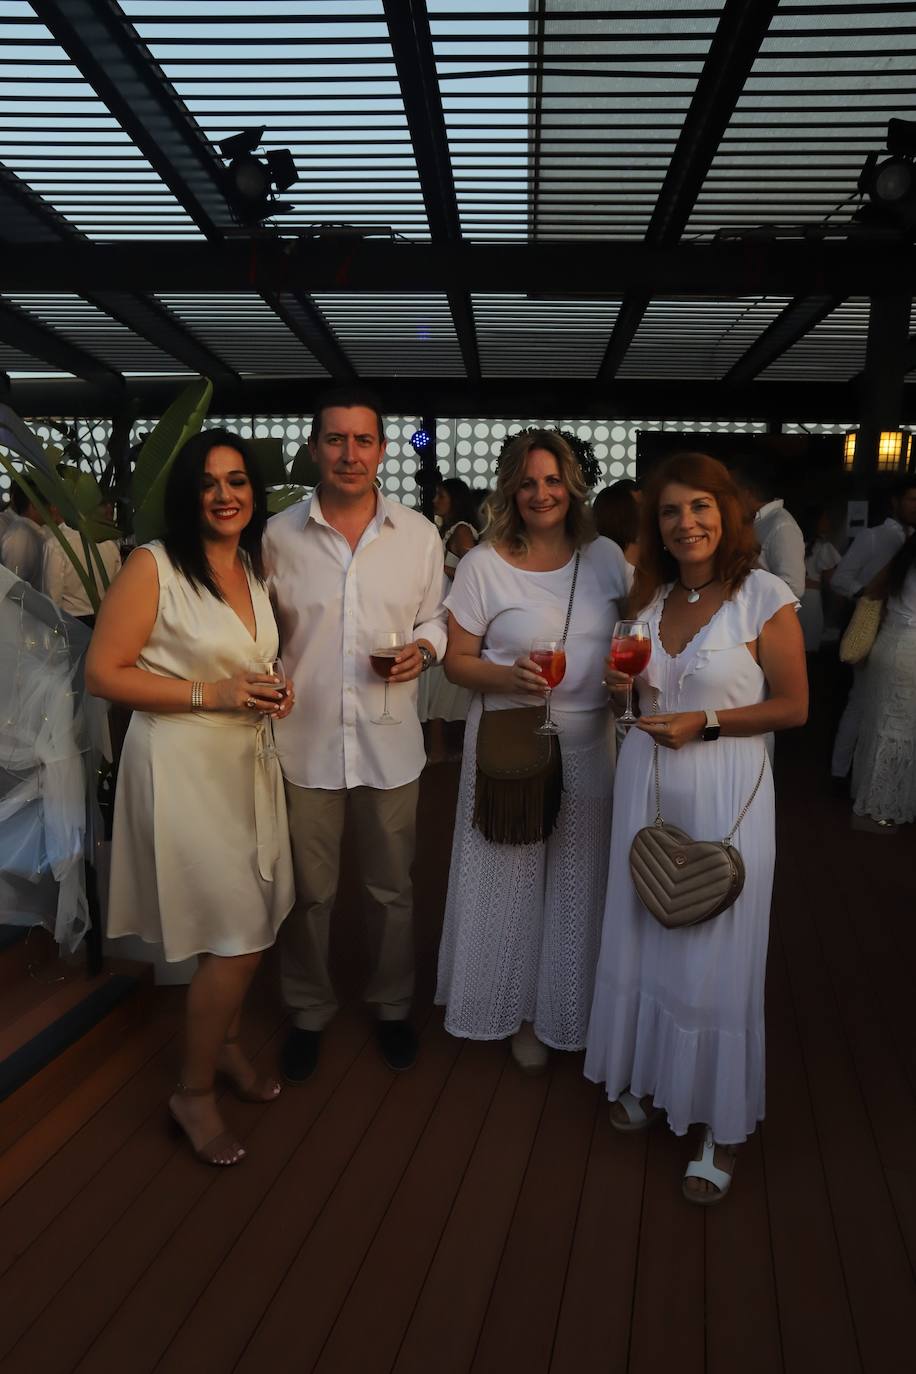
left=830, top=476, right=916, bottom=781
left=264, top=389, right=447, bottom=1079
left=0, top=483, right=50, bottom=593
left=731, top=459, right=806, bottom=600
left=43, top=524, right=122, bottom=625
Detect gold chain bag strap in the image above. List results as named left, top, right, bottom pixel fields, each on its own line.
left=473, top=552, right=580, bottom=845
left=628, top=691, right=766, bottom=928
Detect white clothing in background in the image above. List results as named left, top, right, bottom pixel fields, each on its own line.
left=264, top=490, right=447, bottom=792
left=419, top=520, right=478, bottom=724
left=798, top=537, right=841, bottom=652
left=43, top=525, right=122, bottom=618
left=852, top=567, right=916, bottom=824
left=585, top=570, right=797, bottom=1145
left=754, top=499, right=806, bottom=600
left=0, top=515, right=48, bottom=592
left=831, top=518, right=906, bottom=600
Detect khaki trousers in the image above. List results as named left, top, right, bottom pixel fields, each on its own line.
left=281, top=779, right=419, bottom=1030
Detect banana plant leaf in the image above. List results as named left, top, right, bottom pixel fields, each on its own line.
left=289, top=444, right=321, bottom=488
left=247, top=437, right=288, bottom=487
left=266, top=484, right=308, bottom=515
left=132, top=378, right=213, bottom=545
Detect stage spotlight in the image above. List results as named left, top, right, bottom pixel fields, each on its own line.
left=857, top=143, right=916, bottom=232
left=217, top=129, right=297, bottom=225
left=886, top=118, right=916, bottom=158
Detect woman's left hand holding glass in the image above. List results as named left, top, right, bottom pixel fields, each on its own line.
left=637, top=711, right=705, bottom=750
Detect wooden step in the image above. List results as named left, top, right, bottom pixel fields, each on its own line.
left=0, top=955, right=153, bottom=1104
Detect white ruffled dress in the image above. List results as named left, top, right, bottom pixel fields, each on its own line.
left=584, top=570, right=797, bottom=1145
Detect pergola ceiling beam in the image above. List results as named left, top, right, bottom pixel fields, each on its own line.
left=723, top=295, right=845, bottom=387
left=266, top=291, right=357, bottom=381
left=0, top=299, right=118, bottom=387
left=5, top=238, right=913, bottom=297
left=598, top=0, right=779, bottom=385
left=0, top=163, right=238, bottom=384
left=30, top=0, right=355, bottom=380
left=383, top=0, right=481, bottom=383
left=8, top=376, right=896, bottom=426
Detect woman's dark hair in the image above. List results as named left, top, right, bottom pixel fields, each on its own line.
left=438, top=477, right=477, bottom=531
left=888, top=531, right=916, bottom=599
left=592, top=481, right=639, bottom=551
left=630, top=451, right=759, bottom=615
left=162, top=427, right=268, bottom=598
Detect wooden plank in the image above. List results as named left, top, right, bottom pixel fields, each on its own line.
left=0, top=1007, right=282, bottom=1361
left=470, top=1053, right=597, bottom=1374
left=550, top=1105, right=647, bottom=1374
left=313, top=1039, right=504, bottom=1374
left=2, top=1014, right=368, bottom=1374
left=392, top=1057, right=550, bottom=1374
left=0, top=958, right=148, bottom=1058
left=626, top=1124, right=705, bottom=1374
left=232, top=1019, right=463, bottom=1374
left=0, top=995, right=180, bottom=1216
left=0, top=987, right=158, bottom=1152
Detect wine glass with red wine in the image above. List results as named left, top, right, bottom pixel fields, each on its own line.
left=530, top=638, right=567, bottom=736
left=609, top=620, right=651, bottom=725
left=370, top=630, right=406, bottom=724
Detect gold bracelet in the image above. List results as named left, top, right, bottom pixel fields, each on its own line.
left=190, top=680, right=204, bottom=712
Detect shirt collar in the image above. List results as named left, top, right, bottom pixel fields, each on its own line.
left=755, top=498, right=784, bottom=522
left=307, top=486, right=398, bottom=534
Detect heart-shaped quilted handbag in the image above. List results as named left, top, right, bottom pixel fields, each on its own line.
left=629, top=693, right=766, bottom=929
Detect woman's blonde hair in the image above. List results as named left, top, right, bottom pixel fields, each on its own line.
left=483, top=428, right=595, bottom=554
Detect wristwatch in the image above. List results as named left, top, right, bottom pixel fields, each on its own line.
left=700, top=708, right=720, bottom=742
left=417, top=643, right=435, bottom=672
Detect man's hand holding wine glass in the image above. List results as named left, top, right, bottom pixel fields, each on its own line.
left=384, top=639, right=435, bottom=684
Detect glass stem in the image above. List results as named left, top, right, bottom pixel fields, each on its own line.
left=383, top=680, right=390, bottom=718
left=544, top=688, right=552, bottom=729
left=625, top=676, right=633, bottom=719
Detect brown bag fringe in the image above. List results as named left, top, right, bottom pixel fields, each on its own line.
left=473, top=705, right=564, bottom=845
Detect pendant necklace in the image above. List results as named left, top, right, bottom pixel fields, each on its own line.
left=680, top=576, right=716, bottom=604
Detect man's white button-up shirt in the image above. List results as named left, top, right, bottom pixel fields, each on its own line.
left=264, top=490, right=448, bottom=791
left=831, top=517, right=907, bottom=600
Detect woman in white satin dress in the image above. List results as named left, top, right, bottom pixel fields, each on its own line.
left=87, top=429, right=295, bottom=1168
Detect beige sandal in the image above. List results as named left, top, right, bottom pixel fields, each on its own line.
left=609, top=1090, right=664, bottom=1133
left=219, top=1035, right=282, bottom=1103
left=168, top=1084, right=246, bottom=1167
left=682, top=1126, right=736, bottom=1205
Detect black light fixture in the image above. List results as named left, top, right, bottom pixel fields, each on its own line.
left=857, top=118, right=916, bottom=232
left=217, top=127, right=297, bottom=225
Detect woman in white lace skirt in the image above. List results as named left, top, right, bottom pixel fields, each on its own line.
left=852, top=538, right=916, bottom=830
left=435, top=430, right=631, bottom=1072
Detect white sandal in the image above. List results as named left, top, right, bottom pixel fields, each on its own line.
left=682, top=1126, right=735, bottom=1206
left=609, top=1089, right=663, bottom=1133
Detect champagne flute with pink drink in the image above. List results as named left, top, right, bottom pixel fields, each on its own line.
left=609, top=620, right=651, bottom=726
left=530, top=638, right=566, bottom=736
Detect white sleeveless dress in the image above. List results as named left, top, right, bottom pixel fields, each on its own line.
left=585, top=570, right=796, bottom=1144
left=107, top=542, right=295, bottom=962
left=852, top=566, right=916, bottom=824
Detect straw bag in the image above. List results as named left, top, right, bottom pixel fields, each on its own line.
left=473, top=552, right=579, bottom=845
left=629, top=694, right=766, bottom=929
left=839, top=596, right=882, bottom=665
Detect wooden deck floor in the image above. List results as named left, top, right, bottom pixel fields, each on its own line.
left=1, top=687, right=914, bottom=1374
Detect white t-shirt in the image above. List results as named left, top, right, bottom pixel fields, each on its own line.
left=804, top=537, right=841, bottom=585
left=445, top=536, right=632, bottom=712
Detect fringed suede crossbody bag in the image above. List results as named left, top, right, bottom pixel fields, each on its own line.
left=473, top=552, right=580, bottom=845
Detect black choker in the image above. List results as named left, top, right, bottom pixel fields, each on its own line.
left=679, top=577, right=716, bottom=604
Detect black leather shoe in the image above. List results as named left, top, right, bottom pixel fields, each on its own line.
left=281, top=1028, right=321, bottom=1082
left=376, top=1020, right=417, bottom=1072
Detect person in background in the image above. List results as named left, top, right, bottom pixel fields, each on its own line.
left=43, top=519, right=122, bottom=628
left=436, top=429, right=631, bottom=1073
left=420, top=478, right=478, bottom=764
left=850, top=532, right=916, bottom=832
left=0, top=482, right=51, bottom=593
left=798, top=506, right=841, bottom=654
left=731, top=457, right=806, bottom=600
left=830, top=476, right=916, bottom=786
left=265, top=388, right=447, bottom=1082
left=470, top=485, right=493, bottom=533
left=87, top=428, right=296, bottom=1168
left=593, top=479, right=640, bottom=566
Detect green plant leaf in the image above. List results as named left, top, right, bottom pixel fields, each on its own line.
left=247, top=437, right=287, bottom=487
left=132, top=377, right=213, bottom=545
left=266, top=484, right=308, bottom=515
left=289, top=444, right=320, bottom=488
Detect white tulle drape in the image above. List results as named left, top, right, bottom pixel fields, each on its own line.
left=0, top=564, right=107, bottom=951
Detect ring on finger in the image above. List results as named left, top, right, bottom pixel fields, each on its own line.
left=246, top=697, right=256, bottom=709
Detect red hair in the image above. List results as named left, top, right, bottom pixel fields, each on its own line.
left=629, top=452, right=759, bottom=615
